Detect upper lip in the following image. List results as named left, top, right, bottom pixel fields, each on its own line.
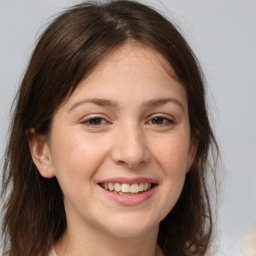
left=97, top=177, right=158, bottom=185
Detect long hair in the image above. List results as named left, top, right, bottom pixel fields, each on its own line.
left=1, top=1, right=218, bottom=255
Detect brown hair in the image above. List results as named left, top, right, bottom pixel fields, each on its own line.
left=1, top=1, right=218, bottom=255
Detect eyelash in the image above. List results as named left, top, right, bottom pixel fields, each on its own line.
left=146, top=116, right=175, bottom=126
left=80, top=115, right=175, bottom=128
left=81, top=116, right=109, bottom=127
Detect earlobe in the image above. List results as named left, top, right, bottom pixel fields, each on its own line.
left=26, top=128, right=55, bottom=178
left=186, top=137, right=198, bottom=173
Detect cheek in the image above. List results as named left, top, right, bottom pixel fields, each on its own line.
left=49, top=130, right=108, bottom=191
left=151, top=133, right=190, bottom=213
left=48, top=132, right=110, bottom=213
left=153, top=133, right=191, bottom=175
left=51, top=130, right=102, bottom=167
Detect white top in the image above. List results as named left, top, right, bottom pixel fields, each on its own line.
left=49, top=248, right=57, bottom=256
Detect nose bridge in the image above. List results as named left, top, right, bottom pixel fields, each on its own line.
left=111, top=120, right=149, bottom=168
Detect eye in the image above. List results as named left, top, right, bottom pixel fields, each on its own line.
left=147, top=116, right=175, bottom=126
left=81, top=117, right=108, bottom=126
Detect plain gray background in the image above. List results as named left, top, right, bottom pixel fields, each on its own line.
left=0, top=0, right=255, bottom=254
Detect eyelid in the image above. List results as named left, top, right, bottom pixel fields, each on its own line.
left=145, top=114, right=176, bottom=127
left=147, top=113, right=175, bottom=121
left=80, top=115, right=111, bottom=127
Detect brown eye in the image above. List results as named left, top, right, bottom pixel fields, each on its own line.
left=88, top=117, right=103, bottom=125
left=148, top=116, right=174, bottom=126
left=151, top=117, right=165, bottom=124
left=82, top=117, right=107, bottom=126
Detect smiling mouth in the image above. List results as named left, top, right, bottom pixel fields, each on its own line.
left=99, top=182, right=154, bottom=195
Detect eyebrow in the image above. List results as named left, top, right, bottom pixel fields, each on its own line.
left=68, top=97, right=184, bottom=112
left=143, top=98, right=184, bottom=112
left=68, top=98, right=118, bottom=112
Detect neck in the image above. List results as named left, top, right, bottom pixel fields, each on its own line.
left=55, top=220, right=162, bottom=256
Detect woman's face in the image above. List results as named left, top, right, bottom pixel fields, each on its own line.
left=33, top=44, right=196, bottom=238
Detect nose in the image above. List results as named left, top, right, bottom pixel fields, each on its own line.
left=110, top=123, right=150, bottom=169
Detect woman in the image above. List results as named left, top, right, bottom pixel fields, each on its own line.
left=1, top=1, right=218, bottom=255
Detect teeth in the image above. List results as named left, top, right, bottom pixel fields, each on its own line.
left=139, top=183, right=144, bottom=192
left=130, top=184, right=139, bottom=193
left=114, top=183, right=121, bottom=192
left=102, top=182, right=152, bottom=194
left=121, top=184, right=130, bottom=193
left=108, top=183, right=114, bottom=191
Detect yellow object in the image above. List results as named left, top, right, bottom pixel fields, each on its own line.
left=239, top=228, right=256, bottom=256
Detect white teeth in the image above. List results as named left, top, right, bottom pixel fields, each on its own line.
left=108, top=183, right=114, bottom=191
left=130, top=184, right=139, bottom=193
left=102, top=182, right=152, bottom=194
left=114, top=183, right=121, bottom=192
left=139, top=183, right=144, bottom=192
left=121, top=184, right=130, bottom=193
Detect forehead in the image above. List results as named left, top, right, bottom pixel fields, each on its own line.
left=59, top=43, right=187, bottom=112
left=86, top=43, right=177, bottom=81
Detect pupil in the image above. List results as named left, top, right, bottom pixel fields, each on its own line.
left=90, top=118, right=101, bottom=125
left=152, top=117, right=163, bottom=124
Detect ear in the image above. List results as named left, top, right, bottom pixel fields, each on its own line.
left=26, top=128, right=55, bottom=178
left=186, top=137, right=198, bottom=173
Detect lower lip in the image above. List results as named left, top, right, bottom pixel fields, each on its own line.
left=100, top=185, right=157, bottom=206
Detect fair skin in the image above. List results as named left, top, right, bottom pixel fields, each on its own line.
left=28, top=44, right=197, bottom=256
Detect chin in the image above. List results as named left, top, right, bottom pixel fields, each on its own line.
left=98, top=214, right=160, bottom=238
